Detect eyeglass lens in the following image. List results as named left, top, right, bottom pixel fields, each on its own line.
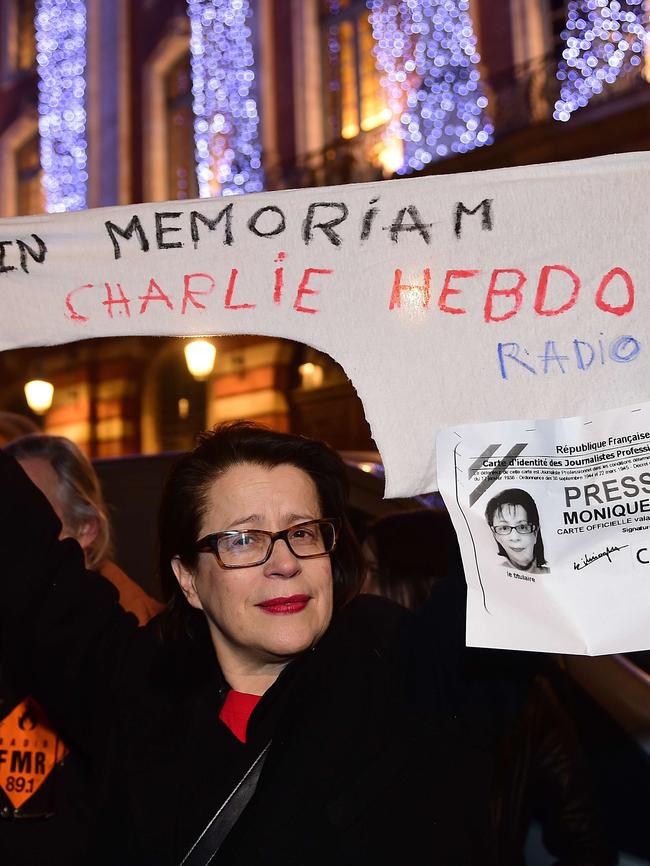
left=217, top=520, right=335, bottom=566
left=492, top=522, right=535, bottom=536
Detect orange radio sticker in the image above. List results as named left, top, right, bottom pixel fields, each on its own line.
left=0, top=697, right=68, bottom=809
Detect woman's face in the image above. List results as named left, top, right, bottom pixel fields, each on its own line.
left=492, top=503, right=537, bottom=570
left=173, top=462, right=334, bottom=676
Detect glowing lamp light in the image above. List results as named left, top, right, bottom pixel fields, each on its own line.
left=361, top=106, right=392, bottom=132
left=178, top=398, right=190, bottom=419
left=24, top=379, right=54, bottom=415
left=298, top=362, right=324, bottom=390
left=341, top=123, right=361, bottom=140
left=184, top=339, right=217, bottom=381
left=377, top=138, right=404, bottom=175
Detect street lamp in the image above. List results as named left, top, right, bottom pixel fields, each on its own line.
left=298, top=362, right=324, bottom=390
left=184, top=339, right=216, bottom=381
left=24, top=379, right=54, bottom=415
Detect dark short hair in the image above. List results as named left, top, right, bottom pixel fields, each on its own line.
left=159, top=421, right=364, bottom=633
left=484, top=488, right=546, bottom=568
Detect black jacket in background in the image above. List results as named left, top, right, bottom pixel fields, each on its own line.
left=411, top=574, right=616, bottom=866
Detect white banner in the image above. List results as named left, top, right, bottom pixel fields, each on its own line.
left=1, top=151, right=650, bottom=496
left=437, top=401, right=650, bottom=654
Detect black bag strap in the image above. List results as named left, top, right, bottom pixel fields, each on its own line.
left=179, top=742, right=271, bottom=866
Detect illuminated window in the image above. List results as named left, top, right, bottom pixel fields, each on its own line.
left=16, top=0, right=37, bottom=71
left=156, top=350, right=206, bottom=452
left=16, top=133, right=44, bottom=215
left=320, top=0, right=389, bottom=141
left=164, top=52, right=198, bottom=201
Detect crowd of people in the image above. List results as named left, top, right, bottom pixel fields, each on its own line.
left=0, top=414, right=648, bottom=865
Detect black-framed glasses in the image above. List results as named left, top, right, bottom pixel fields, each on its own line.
left=194, top=518, right=340, bottom=569
left=491, top=522, right=536, bottom=536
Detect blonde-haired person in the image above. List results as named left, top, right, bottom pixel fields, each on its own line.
left=0, top=434, right=162, bottom=866
left=3, top=433, right=162, bottom=624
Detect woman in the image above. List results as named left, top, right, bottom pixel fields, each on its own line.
left=4, top=433, right=162, bottom=623
left=161, top=421, right=362, bottom=698
left=0, top=422, right=477, bottom=866
left=0, top=435, right=161, bottom=866
left=485, top=488, right=550, bottom=574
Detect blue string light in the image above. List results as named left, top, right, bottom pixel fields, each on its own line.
left=36, top=0, right=88, bottom=212
left=187, top=0, right=264, bottom=197
left=554, top=0, right=648, bottom=121
left=324, top=1, right=344, bottom=141
left=366, top=0, right=493, bottom=173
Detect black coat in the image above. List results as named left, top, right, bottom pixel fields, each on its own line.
left=412, top=577, right=616, bottom=866
left=0, top=676, right=93, bottom=866
left=0, top=453, right=493, bottom=866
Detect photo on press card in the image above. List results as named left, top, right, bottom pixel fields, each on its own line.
left=484, top=488, right=550, bottom=576
left=437, top=402, right=650, bottom=656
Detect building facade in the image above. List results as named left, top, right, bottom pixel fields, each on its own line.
left=1, top=0, right=649, bottom=455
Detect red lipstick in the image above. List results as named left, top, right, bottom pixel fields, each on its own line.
left=257, top=594, right=310, bottom=614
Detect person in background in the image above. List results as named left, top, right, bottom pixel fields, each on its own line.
left=362, top=507, right=457, bottom=609
left=4, top=434, right=162, bottom=624
left=0, top=434, right=162, bottom=866
left=363, top=507, right=616, bottom=866
left=550, top=654, right=650, bottom=864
